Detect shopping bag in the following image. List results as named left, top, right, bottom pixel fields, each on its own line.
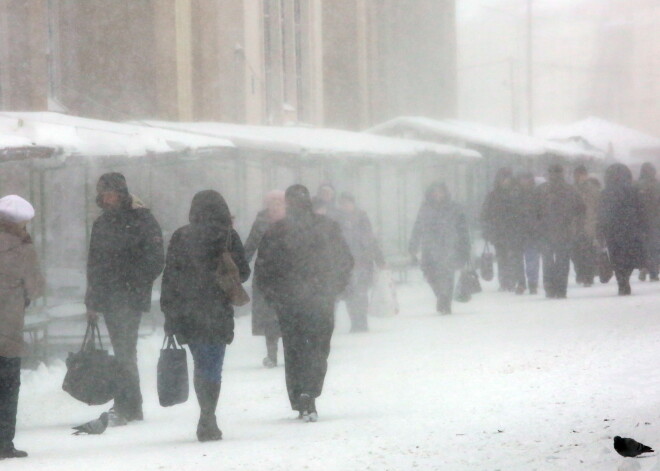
left=368, top=269, right=399, bottom=317
left=157, top=335, right=189, bottom=407
left=62, top=320, right=118, bottom=406
left=480, top=242, right=494, bottom=281
left=598, top=249, right=613, bottom=284
left=455, top=266, right=481, bottom=303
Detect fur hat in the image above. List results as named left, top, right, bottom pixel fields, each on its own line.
left=0, top=195, right=35, bottom=224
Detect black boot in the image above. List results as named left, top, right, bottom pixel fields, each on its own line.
left=194, top=377, right=222, bottom=442
left=0, top=442, right=27, bottom=459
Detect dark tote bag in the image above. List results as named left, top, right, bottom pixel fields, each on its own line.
left=598, top=249, right=614, bottom=284
left=157, top=335, right=189, bottom=407
left=480, top=242, right=495, bottom=281
left=62, top=320, right=118, bottom=406
left=455, top=265, right=481, bottom=303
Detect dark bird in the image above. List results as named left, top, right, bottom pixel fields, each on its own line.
left=72, top=412, right=109, bottom=436
left=613, top=436, right=654, bottom=457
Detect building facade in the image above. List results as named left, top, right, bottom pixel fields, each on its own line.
left=0, top=0, right=457, bottom=129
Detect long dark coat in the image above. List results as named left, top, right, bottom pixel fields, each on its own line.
left=244, top=209, right=280, bottom=337
left=161, top=191, right=250, bottom=345
left=598, top=165, right=647, bottom=271
left=254, top=210, right=353, bottom=319
left=481, top=187, right=520, bottom=247
left=85, top=198, right=164, bottom=314
left=409, top=189, right=470, bottom=276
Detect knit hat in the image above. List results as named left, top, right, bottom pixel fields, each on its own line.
left=0, top=195, right=35, bottom=223
left=97, top=172, right=129, bottom=195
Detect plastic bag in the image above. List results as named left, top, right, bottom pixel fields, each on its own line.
left=368, top=270, right=399, bottom=317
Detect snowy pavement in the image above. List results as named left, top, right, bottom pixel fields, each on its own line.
left=9, top=273, right=660, bottom=470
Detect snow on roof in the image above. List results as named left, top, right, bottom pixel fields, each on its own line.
left=0, top=112, right=234, bottom=159
left=538, top=117, right=660, bottom=164
left=142, top=121, right=481, bottom=161
left=367, top=116, right=602, bottom=160
left=0, top=133, right=34, bottom=148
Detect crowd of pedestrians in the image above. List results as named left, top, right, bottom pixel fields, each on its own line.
left=1, top=160, right=658, bottom=459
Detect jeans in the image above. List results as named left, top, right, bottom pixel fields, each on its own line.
left=0, top=357, right=20, bottom=445
left=188, top=344, right=227, bottom=385
left=524, top=246, right=541, bottom=289
left=104, top=310, right=142, bottom=419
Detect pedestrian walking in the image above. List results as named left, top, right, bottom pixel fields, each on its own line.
left=244, top=190, right=286, bottom=368
left=161, top=190, right=250, bottom=441
left=409, top=182, right=470, bottom=314
left=481, top=168, right=522, bottom=292
left=572, top=165, right=601, bottom=287
left=636, top=162, right=660, bottom=281
left=337, top=192, right=385, bottom=332
left=517, top=173, right=541, bottom=294
left=255, top=185, right=353, bottom=422
left=316, top=182, right=341, bottom=221
left=537, top=164, right=585, bottom=298
left=0, top=195, right=44, bottom=460
left=85, top=173, right=164, bottom=425
left=598, top=164, right=647, bottom=295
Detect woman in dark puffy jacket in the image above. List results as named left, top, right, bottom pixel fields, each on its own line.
left=598, top=164, right=647, bottom=295
left=161, top=190, right=250, bottom=441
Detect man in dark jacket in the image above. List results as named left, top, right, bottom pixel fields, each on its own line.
left=636, top=162, right=660, bottom=281
left=337, top=192, right=385, bottom=332
left=536, top=164, right=585, bottom=298
left=86, top=173, right=164, bottom=424
left=255, top=185, right=353, bottom=422
left=410, top=182, right=470, bottom=314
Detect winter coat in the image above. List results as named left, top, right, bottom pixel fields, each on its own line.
left=0, top=228, right=44, bottom=357
left=244, top=209, right=279, bottom=337
left=409, top=195, right=470, bottom=275
left=536, top=180, right=585, bottom=247
left=160, top=225, right=250, bottom=345
left=575, top=179, right=601, bottom=240
left=480, top=187, right=519, bottom=247
left=85, top=197, right=164, bottom=314
left=636, top=176, right=660, bottom=236
left=598, top=167, right=647, bottom=271
left=254, top=211, right=354, bottom=317
left=337, top=209, right=385, bottom=288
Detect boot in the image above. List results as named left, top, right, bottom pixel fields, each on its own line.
left=0, top=443, right=27, bottom=459
left=194, top=377, right=222, bottom=442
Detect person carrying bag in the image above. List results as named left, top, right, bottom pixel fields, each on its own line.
left=62, top=320, right=118, bottom=406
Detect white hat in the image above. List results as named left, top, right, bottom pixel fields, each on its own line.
left=0, top=195, right=35, bottom=224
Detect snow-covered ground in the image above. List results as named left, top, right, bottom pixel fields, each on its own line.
left=9, top=273, right=660, bottom=470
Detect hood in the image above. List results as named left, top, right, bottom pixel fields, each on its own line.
left=605, top=163, right=633, bottom=189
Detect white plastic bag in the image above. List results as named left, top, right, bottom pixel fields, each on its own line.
left=368, top=269, right=399, bottom=317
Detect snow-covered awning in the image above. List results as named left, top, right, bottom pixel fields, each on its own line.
left=366, top=116, right=603, bottom=160
left=537, top=117, right=660, bottom=166
left=0, top=112, right=235, bottom=160
left=140, top=121, right=481, bottom=162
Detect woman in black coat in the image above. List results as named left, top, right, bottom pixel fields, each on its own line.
left=598, top=164, right=647, bottom=295
left=161, top=190, right=250, bottom=441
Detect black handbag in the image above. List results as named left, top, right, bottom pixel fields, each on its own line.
left=480, top=242, right=494, bottom=281
left=62, top=320, right=118, bottom=406
left=598, top=249, right=614, bottom=284
left=455, top=265, right=481, bottom=303
left=157, top=335, right=189, bottom=407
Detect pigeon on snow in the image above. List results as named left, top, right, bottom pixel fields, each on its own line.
left=613, top=436, right=654, bottom=458
left=72, top=412, right=109, bottom=435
